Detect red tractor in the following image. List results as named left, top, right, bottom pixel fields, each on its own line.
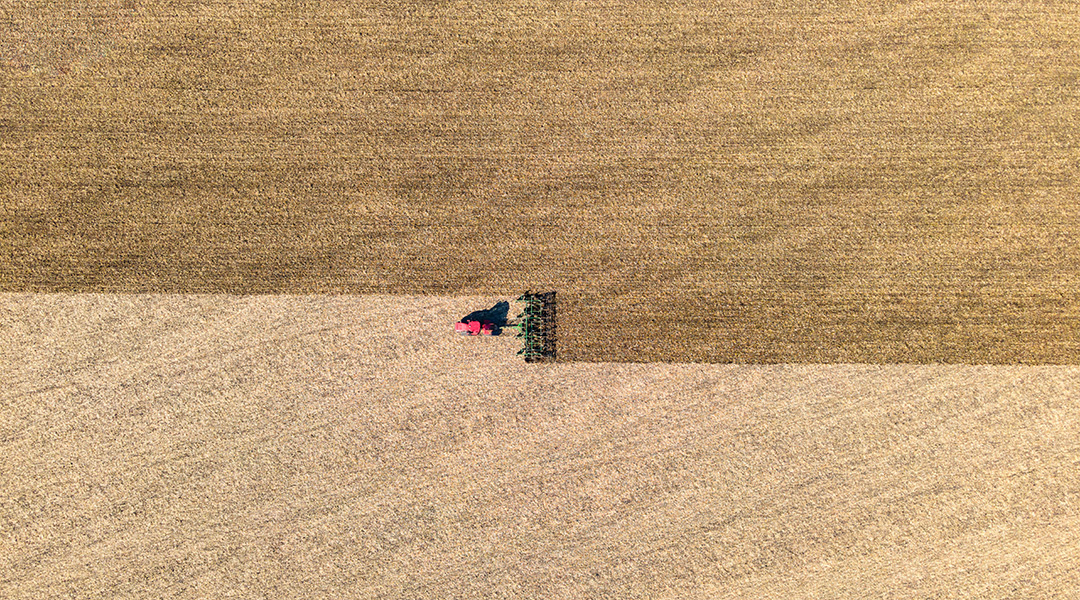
left=455, top=320, right=495, bottom=336
left=455, top=292, right=556, bottom=363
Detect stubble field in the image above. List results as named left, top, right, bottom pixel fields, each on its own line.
left=2, top=293, right=1079, bottom=598
left=3, top=1, right=1080, bottom=362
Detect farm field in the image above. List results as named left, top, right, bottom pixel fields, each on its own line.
left=3, top=1, right=1080, bottom=363
left=2, top=293, right=1079, bottom=598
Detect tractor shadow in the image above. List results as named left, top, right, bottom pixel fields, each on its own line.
left=459, top=300, right=512, bottom=335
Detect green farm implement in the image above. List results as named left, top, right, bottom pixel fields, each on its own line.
left=508, top=291, right=557, bottom=363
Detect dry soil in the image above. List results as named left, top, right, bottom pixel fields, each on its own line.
left=2, top=294, right=1078, bottom=598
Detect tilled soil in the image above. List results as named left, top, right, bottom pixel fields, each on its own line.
left=3, top=1, right=1080, bottom=363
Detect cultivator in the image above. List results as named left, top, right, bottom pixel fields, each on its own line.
left=508, top=291, right=557, bottom=363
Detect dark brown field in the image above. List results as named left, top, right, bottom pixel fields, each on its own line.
left=3, top=1, right=1080, bottom=362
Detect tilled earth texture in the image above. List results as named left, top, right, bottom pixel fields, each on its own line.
left=3, top=1, right=1080, bottom=363
left=3, top=293, right=1080, bottom=598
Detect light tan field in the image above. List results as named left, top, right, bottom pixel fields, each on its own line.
left=3, top=294, right=1078, bottom=598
